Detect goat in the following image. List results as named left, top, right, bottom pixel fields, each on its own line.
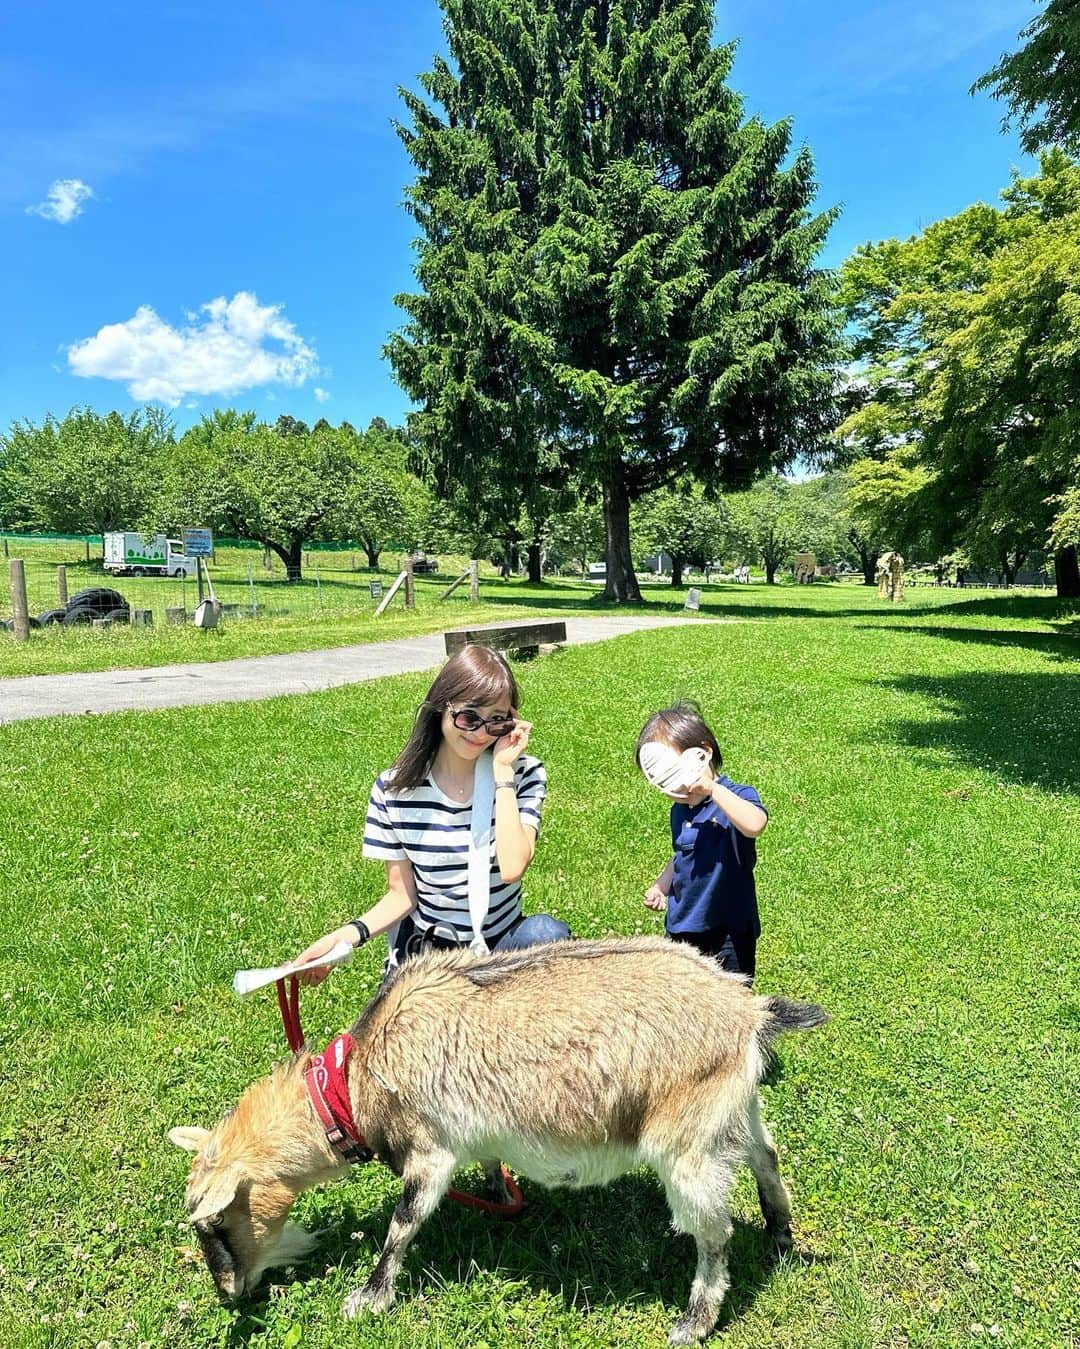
left=170, top=936, right=825, bottom=1344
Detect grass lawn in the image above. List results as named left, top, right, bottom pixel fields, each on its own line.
left=2, top=533, right=1077, bottom=679
left=0, top=589, right=1077, bottom=1347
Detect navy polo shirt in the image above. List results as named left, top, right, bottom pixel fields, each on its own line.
left=666, top=777, right=766, bottom=937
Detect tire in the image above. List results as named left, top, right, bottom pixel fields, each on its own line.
left=4, top=617, right=42, bottom=631
left=38, top=608, right=67, bottom=625
left=63, top=606, right=95, bottom=627
left=131, top=567, right=147, bottom=577
left=66, top=587, right=127, bottom=616
left=103, top=607, right=130, bottom=623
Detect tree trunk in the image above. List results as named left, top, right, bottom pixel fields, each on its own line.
left=267, top=538, right=303, bottom=582
left=765, top=560, right=778, bottom=584
left=850, top=532, right=876, bottom=584
left=671, top=557, right=684, bottom=587
left=363, top=540, right=380, bottom=569
left=1055, top=544, right=1080, bottom=598
left=527, top=541, right=542, bottom=584
left=602, top=464, right=642, bottom=602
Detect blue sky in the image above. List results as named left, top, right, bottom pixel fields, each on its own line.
left=1, top=0, right=1039, bottom=434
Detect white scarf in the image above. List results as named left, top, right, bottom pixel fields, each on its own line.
left=466, top=750, right=496, bottom=954
left=383, top=752, right=498, bottom=966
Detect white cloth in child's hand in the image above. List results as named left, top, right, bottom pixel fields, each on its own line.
left=639, top=743, right=710, bottom=797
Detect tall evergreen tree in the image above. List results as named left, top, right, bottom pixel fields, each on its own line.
left=386, top=0, right=839, bottom=601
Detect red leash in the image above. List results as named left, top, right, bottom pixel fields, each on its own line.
left=273, top=976, right=523, bottom=1218
left=276, top=975, right=304, bottom=1053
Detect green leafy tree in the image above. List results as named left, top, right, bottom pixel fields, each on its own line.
left=633, top=485, right=727, bottom=586
left=386, top=0, right=840, bottom=603
left=0, top=407, right=172, bottom=543
left=726, top=475, right=816, bottom=584
left=839, top=152, right=1080, bottom=595
left=843, top=452, right=933, bottom=579
left=166, top=412, right=354, bottom=581
left=543, top=495, right=605, bottom=577
left=972, top=0, right=1080, bottom=156
left=334, top=422, right=430, bottom=569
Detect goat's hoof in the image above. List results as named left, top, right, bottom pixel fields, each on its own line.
left=342, top=1283, right=394, bottom=1319
left=668, top=1318, right=708, bottom=1346
left=770, top=1223, right=794, bottom=1252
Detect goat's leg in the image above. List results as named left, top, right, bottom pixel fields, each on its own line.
left=746, top=1093, right=793, bottom=1249
left=659, top=1149, right=738, bottom=1345
left=342, top=1148, right=456, bottom=1319
left=481, top=1159, right=514, bottom=1206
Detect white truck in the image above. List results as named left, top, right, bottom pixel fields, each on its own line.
left=103, top=532, right=197, bottom=578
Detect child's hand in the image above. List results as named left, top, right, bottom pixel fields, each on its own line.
left=644, top=884, right=668, bottom=912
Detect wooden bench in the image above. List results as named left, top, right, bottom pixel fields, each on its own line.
left=444, top=619, right=567, bottom=660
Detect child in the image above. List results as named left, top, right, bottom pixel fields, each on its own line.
left=636, top=701, right=767, bottom=981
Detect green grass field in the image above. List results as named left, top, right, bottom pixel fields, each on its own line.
left=2, top=533, right=1077, bottom=679
left=0, top=586, right=1077, bottom=1347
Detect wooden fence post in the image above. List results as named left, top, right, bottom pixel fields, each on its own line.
left=470, top=559, right=479, bottom=602
left=57, top=564, right=68, bottom=606
left=404, top=557, right=415, bottom=610
left=9, top=559, right=29, bottom=642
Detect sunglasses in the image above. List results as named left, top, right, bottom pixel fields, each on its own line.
left=449, top=706, right=515, bottom=737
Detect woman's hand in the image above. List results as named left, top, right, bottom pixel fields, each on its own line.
left=644, top=884, right=668, bottom=912
left=290, top=926, right=355, bottom=986
left=493, top=716, right=532, bottom=773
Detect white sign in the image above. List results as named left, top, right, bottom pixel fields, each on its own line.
left=685, top=587, right=701, bottom=611
left=182, top=527, right=214, bottom=557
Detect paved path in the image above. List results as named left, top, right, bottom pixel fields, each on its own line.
left=0, top=615, right=709, bottom=724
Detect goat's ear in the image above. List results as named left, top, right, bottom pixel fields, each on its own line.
left=188, top=1164, right=243, bottom=1224
left=169, top=1126, right=211, bottom=1153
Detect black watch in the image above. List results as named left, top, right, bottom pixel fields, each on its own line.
left=348, top=919, right=371, bottom=947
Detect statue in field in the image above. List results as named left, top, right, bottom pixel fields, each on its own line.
left=793, top=552, right=816, bottom=584
left=876, top=551, right=905, bottom=601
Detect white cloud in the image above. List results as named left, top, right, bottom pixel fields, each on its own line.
left=313, top=387, right=330, bottom=403
left=67, top=291, right=319, bottom=406
left=26, top=178, right=94, bottom=223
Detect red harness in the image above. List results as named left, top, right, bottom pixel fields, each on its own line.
left=275, top=974, right=523, bottom=1217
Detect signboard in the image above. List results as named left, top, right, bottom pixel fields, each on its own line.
left=369, top=580, right=384, bottom=600
left=685, top=587, right=701, bottom=611
left=182, top=527, right=214, bottom=558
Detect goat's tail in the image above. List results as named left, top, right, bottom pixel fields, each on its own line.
left=758, top=996, right=828, bottom=1051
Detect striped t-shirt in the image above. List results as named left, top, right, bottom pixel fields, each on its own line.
left=362, top=755, right=547, bottom=946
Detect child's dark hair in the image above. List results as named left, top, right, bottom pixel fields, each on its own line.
left=390, top=645, right=520, bottom=790
left=636, top=700, right=723, bottom=770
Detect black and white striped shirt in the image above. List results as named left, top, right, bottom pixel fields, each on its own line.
left=362, top=755, right=547, bottom=945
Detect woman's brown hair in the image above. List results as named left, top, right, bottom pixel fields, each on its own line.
left=389, top=645, right=521, bottom=790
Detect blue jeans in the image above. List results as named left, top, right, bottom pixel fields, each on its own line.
left=392, top=912, right=570, bottom=965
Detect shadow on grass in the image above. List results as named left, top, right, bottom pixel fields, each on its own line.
left=881, top=670, right=1080, bottom=795
left=857, top=623, right=1080, bottom=665
left=227, top=1171, right=813, bottom=1342
left=901, top=593, right=1079, bottom=625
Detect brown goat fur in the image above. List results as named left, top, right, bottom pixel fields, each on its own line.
left=171, top=936, right=825, bottom=1344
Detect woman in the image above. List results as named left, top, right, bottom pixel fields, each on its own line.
left=293, top=644, right=568, bottom=981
